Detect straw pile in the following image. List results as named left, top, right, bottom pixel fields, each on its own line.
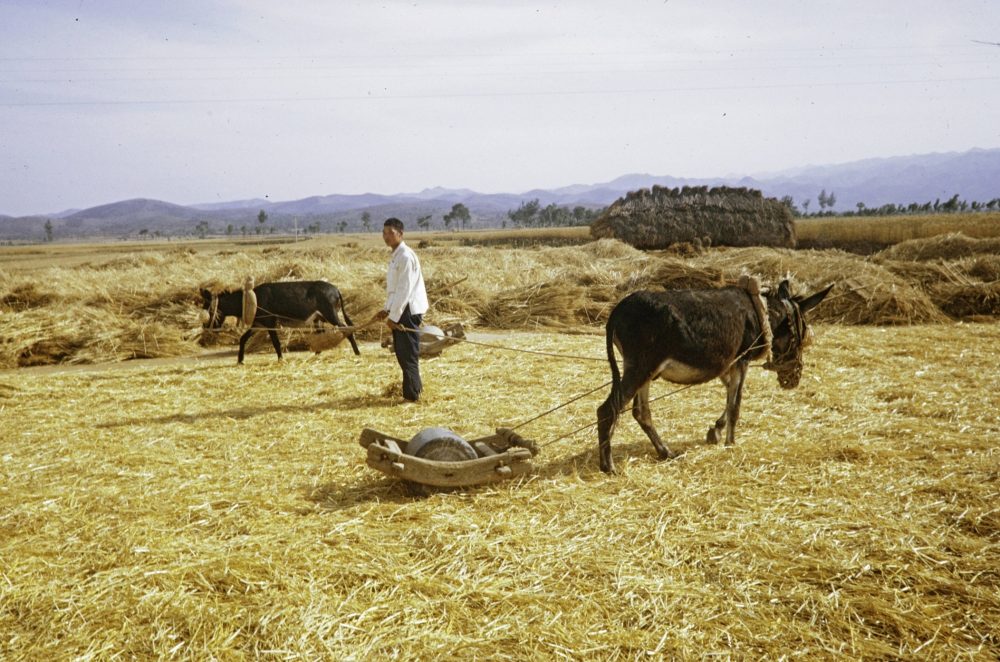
left=2, top=233, right=998, bottom=368
left=876, top=231, right=1000, bottom=262
left=874, top=234, right=1000, bottom=321
left=685, top=248, right=950, bottom=325
left=477, top=281, right=590, bottom=329
left=3, top=324, right=998, bottom=658
left=590, top=186, right=796, bottom=249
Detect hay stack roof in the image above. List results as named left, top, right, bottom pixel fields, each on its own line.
left=590, top=185, right=796, bottom=250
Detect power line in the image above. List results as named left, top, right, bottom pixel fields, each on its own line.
left=2, top=74, right=996, bottom=108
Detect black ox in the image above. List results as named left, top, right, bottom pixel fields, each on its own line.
left=596, top=279, right=832, bottom=473
left=201, top=280, right=360, bottom=363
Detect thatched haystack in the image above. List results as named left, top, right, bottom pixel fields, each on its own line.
left=590, top=185, right=796, bottom=250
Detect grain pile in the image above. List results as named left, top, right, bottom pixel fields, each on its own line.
left=870, top=233, right=1000, bottom=320
left=2, top=324, right=998, bottom=658
left=590, top=186, right=796, bottom=250
left=876, top=231, right=1000, bottom=261
left=1, top=234, right=998, bottom=368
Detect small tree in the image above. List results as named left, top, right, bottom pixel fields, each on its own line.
left=801, top=199, right=810, bottom=215
left=416, top=214, right=432, bottom=231
left=507, top=199, right=540, bottom=227
left=443, top=203, right=470, bottom=231
left=43, top=219, right=54, bottom=242
left=361, top=211, right=372, bottom=232
left=817, top=189, right=828, bottom=210
left=257, top=209, right=268, bottom=234
left=195, top=220, right=210, bottom=239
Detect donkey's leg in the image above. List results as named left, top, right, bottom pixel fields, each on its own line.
left=237, top=330, right=255, bottom=364
left=267, top=329, right=283, bottom=360
left=632, top=382, right=676, bottom=460
left=707, top=363, right=748, bottom=445
left=596, top=394, right=621, bottom=474
left=597, top=366, right=652, bottom=473
left=723, top=361, right=749, bottom=446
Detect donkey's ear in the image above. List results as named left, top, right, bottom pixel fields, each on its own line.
left=777, top=279, right=793, bottom=299
left=797, top=283, right=834, bottom=314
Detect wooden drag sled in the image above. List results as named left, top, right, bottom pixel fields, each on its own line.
left=359, top=426, right=538, bottom=490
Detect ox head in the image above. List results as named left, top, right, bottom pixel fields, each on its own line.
left=764, top=280, right=833, bottom=389
left=200, top=288, right=223, bottom=329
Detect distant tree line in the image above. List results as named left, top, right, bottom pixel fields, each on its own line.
left=783, top=190, right=1000, bottom=218
left=505, top=199, right=605, bottom=228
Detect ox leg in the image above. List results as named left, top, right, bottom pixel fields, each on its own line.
left=267, top=329, right=283, bottom=360
left=596, top=366, right=652, bottom=474
left=310, top=316, right=325, bottom=356
left=632, top=382, right=677, bottom=461
left=338, top=307, right=362, bottom=356
left=706, top=362, right=748, bottom=446
left=237, top=330, right=255, bottom=364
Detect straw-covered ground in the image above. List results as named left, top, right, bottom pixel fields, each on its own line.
left=1, top=231, right=998, bottom=658
left=2, top=323, right=998, bottom=659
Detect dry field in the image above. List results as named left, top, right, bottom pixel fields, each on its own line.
left=796, top=211, right=1000, bottom=248
left=1, top=227, right=999, bottom=658
left=2, top=324, right=998, bottom=659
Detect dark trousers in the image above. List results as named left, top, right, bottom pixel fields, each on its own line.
left=392, top=305, right=422, bottom=401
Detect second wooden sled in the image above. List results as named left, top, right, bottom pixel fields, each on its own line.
left=359, top=427, right=537, bottom=489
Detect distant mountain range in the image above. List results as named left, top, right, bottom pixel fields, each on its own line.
left=3, top=148, right=999, bottom=241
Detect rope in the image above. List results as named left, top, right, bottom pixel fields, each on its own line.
left=509, top=380, right=612, bottom=431
left=537, top=381, right=701, bottom=449
left=393, top=324, right=606, bottom=362
left=741, top=275, right=772, bottom=363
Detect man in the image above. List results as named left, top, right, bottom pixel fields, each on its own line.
left=376, top=217, right=429, bottom=402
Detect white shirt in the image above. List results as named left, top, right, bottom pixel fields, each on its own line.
left=385, top=241, right=429, bottom=322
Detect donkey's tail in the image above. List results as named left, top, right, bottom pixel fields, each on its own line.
left=604, top=323, right=624, bottom=414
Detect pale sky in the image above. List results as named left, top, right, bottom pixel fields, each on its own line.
left=1, top=0, right=998, bottom=217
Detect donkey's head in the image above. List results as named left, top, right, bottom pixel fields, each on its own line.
left=200, top=288, right=223, bottom=329
left=764, top=280, right=833, bottom=389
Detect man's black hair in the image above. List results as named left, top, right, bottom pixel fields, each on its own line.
left=383, top=217, right=404, bottom=232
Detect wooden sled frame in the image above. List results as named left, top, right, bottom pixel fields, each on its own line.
left=359, top=427, right=536, bottom=488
